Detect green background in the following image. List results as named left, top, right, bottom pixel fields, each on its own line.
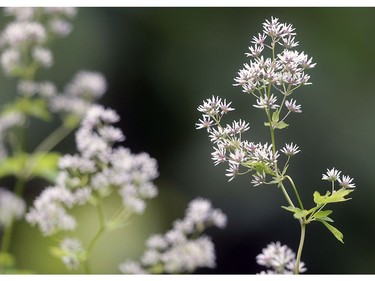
left=1, top=7, right=374, bottom=274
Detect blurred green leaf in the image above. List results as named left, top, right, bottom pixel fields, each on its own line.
left=14, top=97, right=51, bottom=121
left=0, top=152, right=60, bottom=182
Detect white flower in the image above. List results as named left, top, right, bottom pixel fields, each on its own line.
left=25, top=186, right=78, bottom=236
left=256, top=241, right=306, bottom=274
left=32, top=46, right=53, bottom=68
left=119, top=261, right=148, bottom=274
left=322, top=167, right=341, bottom=182
left=253, top=94, right=279, bottom=109
left=211, top=144, right=226, bottom=166
left=195, top=115, right=213, bottom=131
left=65, top=71, right=107, bottom=99
left=285, top=99, right=302, bottom=113
left=0, top=188, right=26, bottom=228
left=280, top=142, right=300, bottom=156
left=251, top=171, right=267, bottom=187
left=59, top=237, right=83, bottom=270
left=0, top=48, right=21, bottom=75
left=17, top=80, right=38, bottom=96
left=338, top=175, right=356, bottom=189
left=1, top=21, right=46, bottom=47
left=162, top=237, right=216, bottom=273
left=38, top=81, right=57, bottom=98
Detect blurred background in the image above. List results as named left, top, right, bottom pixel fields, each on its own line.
left=1, top=7, right=375, bottom=274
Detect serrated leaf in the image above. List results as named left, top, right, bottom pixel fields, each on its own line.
left=319, top=220, right=344, bottom=243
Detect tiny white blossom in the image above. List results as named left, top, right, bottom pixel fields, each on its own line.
left=59, top=237, right=83, bottom=270
left=195, top=115, right=213, bottom=131
left=322, top=167, right=341, bottom=182
left=338, top=175, right=356, bottom=189
left=285, top=99, right=302, bottom=113
left=65, top=70, right=107, bottom=99
left=280, top=142, right=300, bottom=156
left=32, top=46, right=53, bottom=68
left=253, top=94, right=279, bottom=109
left=119, top=261, right=148, bottom=274
left=0, top=48, right=21, bottom=75
left=251, top=171, right=267, bottom=187
left=0, top=188, right=26, bottom=227
left=256, top=241, right=306, bottom=274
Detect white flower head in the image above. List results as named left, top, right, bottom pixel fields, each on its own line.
left=59, top=237, right=84, bottom=270
left=322, top=167, right=341, bottom=182
left=256, top=241, right=306, bottom=274
left=0, top=188, right=26, bottom=228
left=338, top=175, right=356, bottom=189
left=280, top=142, right=300, bottom=156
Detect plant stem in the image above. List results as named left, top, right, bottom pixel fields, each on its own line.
left=279, top=181, right=295, bottom=208
left=285, top=175, right=304, bottom=210
left=295, top=221, right=306, bottom=274
left=84, top=199, right=106, bottom=274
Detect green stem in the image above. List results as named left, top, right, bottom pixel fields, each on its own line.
left=279, top=181, right=295, bottom=208
left=84, top=200, right=106, bottom=274
left=33, top=125, right=73, bottom=155
left=285, top=175, right=304, bottom=210
left=295, top=221, right=306, bottom=274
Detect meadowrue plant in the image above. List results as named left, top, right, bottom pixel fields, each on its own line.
left=196, top=17, right=356, bottom=274
left=0, top=7, right=226, bottom=274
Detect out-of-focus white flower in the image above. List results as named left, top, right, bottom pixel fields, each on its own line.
left=119, top=197, right=227, bottom=274
left=256, top=241, right=307, bottom=274
left=0, top=188, right=26, bottom=227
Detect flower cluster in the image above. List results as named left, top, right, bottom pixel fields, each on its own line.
left=50, top=71, right=107, bottom=122
left=57, top=237, right=85, bottom=270
left=119, top=198, right=227, bottom=274
left=234, top=16, right=315, bottom=95
left=0, top=7, right=77, bottom=77
left=256, top=241, right=307, bottom=274
left=0, top=188, right=26, bottom=228
left=27, top=104, right=159, bottom=239
left=196, top=96, right=301, bottom=184
left=322, top=167, right=356, bottom=190
left=231, top=17, right=316, bottom=133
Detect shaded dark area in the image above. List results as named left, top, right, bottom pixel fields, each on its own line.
left=1, top=7, right=375, bottom=274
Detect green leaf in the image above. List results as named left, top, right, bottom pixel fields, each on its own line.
left=272, top=111, right=280, bottom=123
left=313, top=189, right=353, bottom=205
left=319, top=219, right=344, bottom=243
left=264, top=121, right=289, bottom=129
left=14, top=97, right=51, bottom=121
left=31, top=152, right=61, bottom=182
left=281, top=206, right=310, bottom=219
left=0, top=153, right=27, bottom=178
left=314, top=210, right=333, bottom=219
left=273, top=121, right=289, bottom=129
left=0, top=152, right=60, bottom=182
